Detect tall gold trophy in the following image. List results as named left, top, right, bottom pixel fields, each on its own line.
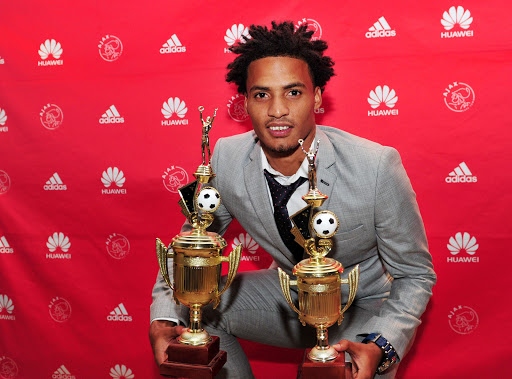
left=278, top=139, right=359, bottom=378
left=156, top=106, right=242, bottom=378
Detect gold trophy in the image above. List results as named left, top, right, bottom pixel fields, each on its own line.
left=278, top=139, right=359, bottom=378
left=156, top=106, right=242, bottom=378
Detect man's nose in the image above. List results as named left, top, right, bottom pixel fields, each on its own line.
left=268, top=97, right=289, bottom=118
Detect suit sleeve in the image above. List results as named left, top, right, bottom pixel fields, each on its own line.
left=149, top=137, right=234, bottom=322
left=360, top=147, right=436, bottom=358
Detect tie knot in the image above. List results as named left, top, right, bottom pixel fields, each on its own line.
left=264, top=170, right=307, bottom=207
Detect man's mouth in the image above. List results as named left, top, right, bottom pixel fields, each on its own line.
left=269, top=125, right=290, bottom=131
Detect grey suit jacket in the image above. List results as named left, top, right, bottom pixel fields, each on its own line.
left=151, top=125, right=436, bottom=359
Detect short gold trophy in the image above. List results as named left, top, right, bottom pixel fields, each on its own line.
left=278, top=139, right=359, bottom=379
left=156, top=106, right=242, bottom=378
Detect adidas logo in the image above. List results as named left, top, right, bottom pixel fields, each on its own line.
left=0, top=107, right=7, bottom=132
left=52, top=365, right=76, bottom=379
left=0, top=236, right=14, bottom=254
left=445, top=162, right=477, bottom=183
left=101, top=167, right=127, bottom=194
left=160, top=34, right=186, bottom=54
left=367, top=85, right=399, bottom=116
left=447, top=232, right=479, bottom=263
left=44, top=172, right=67, bottom=190
left=38, top=39, right=64, bottom=66
left=161, top=97, right=189, bottom=125
left=224, top=23, right=250, bottom=53
left=107, top=303, right=132, bottom=321
left=99, top=105, right=124, bottom=124
left=0, top=294, right=15, bottom=320
left=365, top=17, right=396, bottom=38
left=441, top=6, right=473, bottom=38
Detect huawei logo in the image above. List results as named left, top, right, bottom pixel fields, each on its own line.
left=38, top=39, right=63, bottom=59
left=162, top=97, right=188, bottom=119
left=47, top=232, right=71, bottom=253
left=224, top=23, right=250, bottom=52
left=367, top=85, right=399, bottom=116
left=441, top=6, right=473, bottom=30
left=101, top=167, right=126, bottom=188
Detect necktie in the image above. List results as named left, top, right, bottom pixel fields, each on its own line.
left=264, top=169, right=308, bottom=262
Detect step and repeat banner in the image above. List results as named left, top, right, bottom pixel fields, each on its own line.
left=1, top=1, right=511, bottom=378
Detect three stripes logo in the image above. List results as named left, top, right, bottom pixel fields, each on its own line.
left=100, top=105, right=124, bottom=124
left=366, top=17, right=396, bottom=38
left=53, top=365, right=76, bottom=379
left=44, top=172, right=67, bottom=190
left=107, top=303, right=132, bottom=322
left=160, top=34, right=186, bottom=54
left=0, top=236, right=13, bottom=254
left=445, top=162, right=477, bottom=183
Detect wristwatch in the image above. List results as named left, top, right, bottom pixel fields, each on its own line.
left=361, top=333, right=399, bottom=374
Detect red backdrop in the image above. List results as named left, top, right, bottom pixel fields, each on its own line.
left=1, top=1, right=511, bottom=378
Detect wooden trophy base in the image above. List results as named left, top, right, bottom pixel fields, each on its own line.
left=297, top=349, right=347, bottom=379
left=159, top=336, right=227, bottom=378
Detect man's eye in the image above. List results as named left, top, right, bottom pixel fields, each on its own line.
left=254, top=92, right=268, bottom=99
left=289, top=89, right=301, bottom=96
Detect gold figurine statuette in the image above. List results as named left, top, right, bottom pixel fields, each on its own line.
left=194, top=106, right=218, bottom=183
left=278, top=139, right=360, bottom=362
left=156, top=106, right=241, bottom=347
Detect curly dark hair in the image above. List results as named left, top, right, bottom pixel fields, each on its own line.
left=226, top=21, right=335, bottom=94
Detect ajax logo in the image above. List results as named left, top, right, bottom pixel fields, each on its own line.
left=448, top=305, right=479, bottom=334
left=99, top=35, right=123, bottom=62
left=162, top=166, right=189, bottom=193
left=227, top=94, right=249, bottom=122
left=49, top=297, right=72, bottom=322
left=0, top=171, right=11, bottom=195
left=295, top=18, right=323, bottom=40
left=0, top=356, right=19, bottom=379
left=106, top=234, right=130, bottom=259
left=444, top=82, right=475, bottom=112
left=40, top=104, right=63, bottom=130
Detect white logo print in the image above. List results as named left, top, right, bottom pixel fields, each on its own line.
left=49, top=297, right=72, bottom=322
left=0, top=56, right=4, bottom=64
left=38, top=39, right=64, bottom=66
left=100, top=105, right=125, bottom=124
left=367, top=85, right=398, bottom=116
left=101, top=167, right=127, bottom=195
left=0, top=170, right=11, bottom=195
left=44, top=172, right=68, bottom=190
left=233, top=233, right=260, bottom=262
left=445, top=162, right=477, bottom=183
left=110, top=364, right=134, bottom=379
left=53, top=365, right=76, bottom=379
left=99, top=35, right=123, bottom=62
left=448, top=305, right=479, bottom=334
left=295, top=18, right=323, bottom=41
left=160, top=34, right=186, bottom=54
left=46, top=232, right=71, bottom=259
left=162, top=166, right=189, bottom=193
left=0, top=108, right=7, bottom=132
left=161, top=97, right=189, bottom=125
left=224, top=23, right=250, bottom=53
left=106, top=234, right=130, bottom=259
left=447, top=232, right=479, bottom=263
left=107, top=303, right=132, bottom=322
left=0, top=236, right=14, bottom=254
left=227, top=94, right=249, bottom=122
left=40, top=104, right=64, bottom=130
left=0, top=356, right=18, bottom=378
left=441, top=6, right=473, bottom=38
left=444, top=82, right=475, bottom=112
left=0, top=295, right=15, bottom=321
left=366, top=17, right=396, bottom=38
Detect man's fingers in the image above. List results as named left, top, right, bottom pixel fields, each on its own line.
left=333, top=339, right=353, bottom=353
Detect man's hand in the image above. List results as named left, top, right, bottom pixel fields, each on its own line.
left=149, top=320, right=186, bottom=365
left=332, top=340, right=383, bottom=379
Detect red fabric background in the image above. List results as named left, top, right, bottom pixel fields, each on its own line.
left=1, top=1, right=511, bottom=378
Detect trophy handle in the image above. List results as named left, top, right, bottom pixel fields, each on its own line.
left=277, top=267, right=300, bottom=316
left=214, top=244, right=242, bottom=308
left=338, top=264, right=360, bottom=325
left=156, top=238, right=175, bottom=291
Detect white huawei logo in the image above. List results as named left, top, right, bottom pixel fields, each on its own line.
left=447, top=232, right=479, bottom=255
left=0, top=108, right=7, bottom=125
left=38, top=39, right=63, bottom=59
left=0, top=294, right=14, bottom=314
left=101, top=167, right=126, bottom=188
left=47, top=232, right=71, bottom=253
left=441, top=6, right=473, bottom=30
left=368, top=85, right=398, bottom=109
left=110, top=364, right=134, bottom=379
left=162, top=97, right=188, bottom=119
left=224, top=24, right=250, bottom=46
left=232, top=233, right=259, bottom=254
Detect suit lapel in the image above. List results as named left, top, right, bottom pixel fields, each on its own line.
left=314, top=127, right=338, bottom=210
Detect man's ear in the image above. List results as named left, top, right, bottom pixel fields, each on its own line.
left=244, top=94, right=248, bottom=114
left=314, top=87, right=322, bottom=110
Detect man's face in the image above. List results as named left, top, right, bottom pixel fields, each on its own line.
left=244, top=56, right=322, bottom=155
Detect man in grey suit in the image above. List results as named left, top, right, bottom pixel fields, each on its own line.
left=150, top=21, right=436, bottom=378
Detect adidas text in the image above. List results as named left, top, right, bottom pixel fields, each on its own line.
left=445, top=176, right=477, bottom=183
left=99, top=117, right=124, bottom=124
left=314, top=108, right=325, bottom=114
left=107, top=314, right=132, bottom=321
left=368, top=109, right=399, bottom=116
left=0, top=248, right=14, bottom=254
left=53, top=375, right=76, bottom=379
left=44, top=184, right=68, bottom=190
left=366, top=30, right=396, bottom=38
left=160, top=46, right=186, bottom=54
left=441, top=30, right=473, bottom=38
left=161, top=119, right=189, bottom=126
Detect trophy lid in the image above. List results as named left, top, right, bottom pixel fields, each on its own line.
left=171, top=230, right=227, bottom=251
left=293, top=257, right=344, bottom=278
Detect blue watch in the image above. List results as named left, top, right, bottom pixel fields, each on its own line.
left=361, top=333, right=399, bottom=374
